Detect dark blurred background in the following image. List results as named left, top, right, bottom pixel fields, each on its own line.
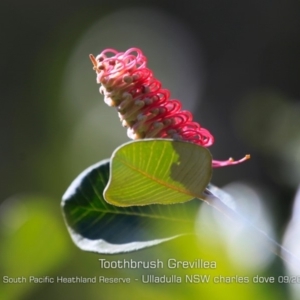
left=1, top=0, right=300, bottom=299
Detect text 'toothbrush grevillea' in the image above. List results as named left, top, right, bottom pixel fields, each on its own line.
left=90, top=48, right=249, bottom=168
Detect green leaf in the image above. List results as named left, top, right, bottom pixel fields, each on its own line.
left=104, top=139, right=212, bottom=206
left=62, top=159, right=200, bottom=254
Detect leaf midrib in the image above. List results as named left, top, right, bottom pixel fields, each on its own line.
left=114, top=156, right=199, bottom=199
left=75, top=205, right=193, bottom=223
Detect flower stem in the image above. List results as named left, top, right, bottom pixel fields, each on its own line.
left=203, top=187, right=300, bottom=269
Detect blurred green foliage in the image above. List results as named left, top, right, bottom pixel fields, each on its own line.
left=0, top=195, right=70, bottom=299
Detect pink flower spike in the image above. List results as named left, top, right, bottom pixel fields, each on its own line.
left=90, top=48, right=250, bottom=168
left=212, top=155, right=251, bottom=168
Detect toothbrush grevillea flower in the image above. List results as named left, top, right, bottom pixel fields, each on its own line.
left=90, top=48, right=250, bottom=167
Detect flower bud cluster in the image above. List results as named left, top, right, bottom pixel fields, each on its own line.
left=90, top=48, right=213, bottom=146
